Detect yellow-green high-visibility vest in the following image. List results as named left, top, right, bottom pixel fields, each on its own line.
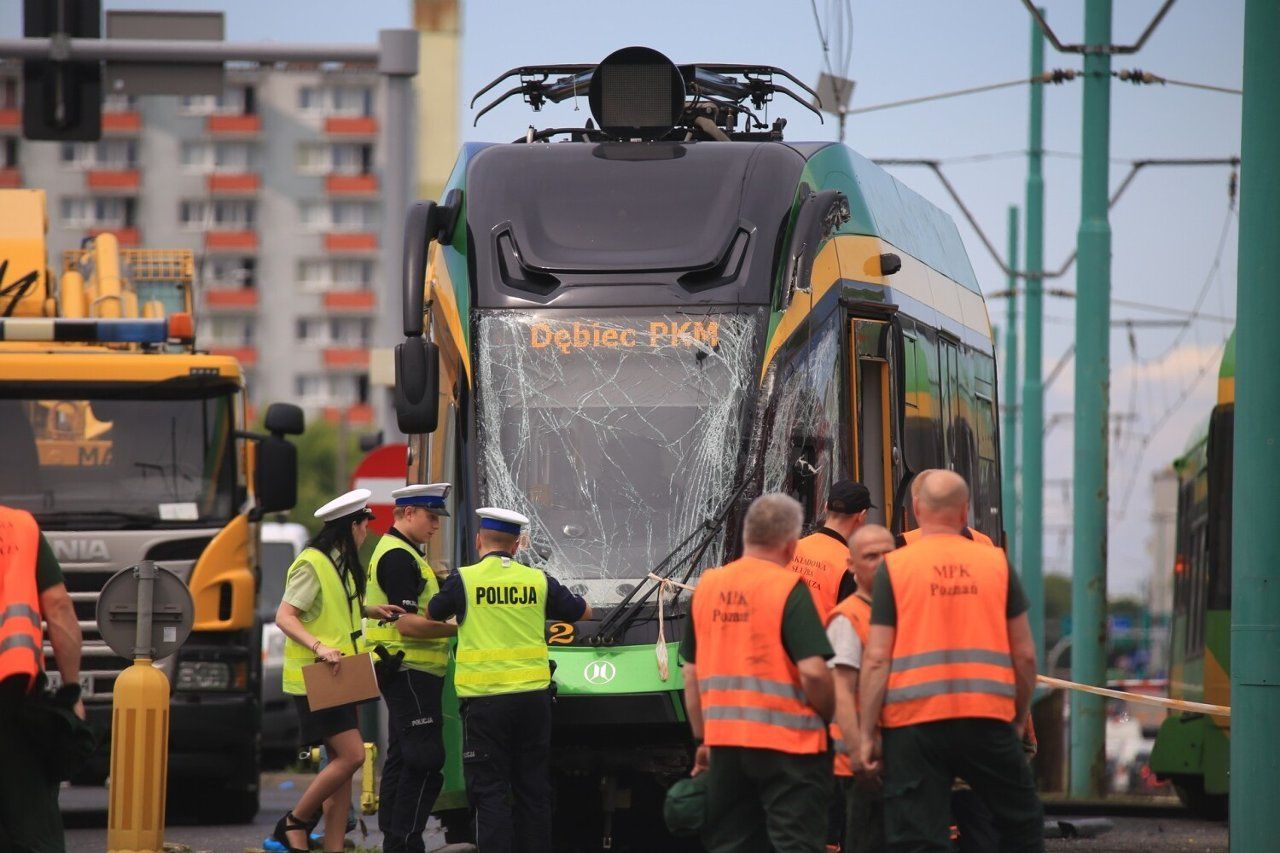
left=282, top=547, right=363, bottom=696
left=454, top=555, right=549, bottom=698
left=363, top=531, right=450, bottom=677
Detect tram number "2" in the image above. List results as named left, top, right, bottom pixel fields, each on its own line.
left=547, top=622, right=576, bottom=645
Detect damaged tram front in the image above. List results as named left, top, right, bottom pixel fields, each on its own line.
left=394, top=48, right=1004, bottom=847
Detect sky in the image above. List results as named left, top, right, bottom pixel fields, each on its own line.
left=1, top=1, right=1246, bottom=597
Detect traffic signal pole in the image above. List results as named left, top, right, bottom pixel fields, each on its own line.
left=1022, top=6, right=1047, bottom=671
left=1230, top=1, right=1280, bottom=847
left=1002, top=205, right=1020, bottom=564
left=1069, top=0, right=1113, bottom=798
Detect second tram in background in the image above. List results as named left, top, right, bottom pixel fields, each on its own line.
left=392, top=47, right=1007, bottom=848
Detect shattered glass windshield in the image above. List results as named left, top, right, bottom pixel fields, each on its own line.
left=475, top=310, right=761, bottom=604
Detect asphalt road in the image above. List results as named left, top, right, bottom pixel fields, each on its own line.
left=60, top=778, right=1226, bottom=853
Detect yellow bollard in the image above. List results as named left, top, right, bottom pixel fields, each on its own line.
left=360, top=742, right=379, bottom=815
left=106, top=658, right=171, bottom=853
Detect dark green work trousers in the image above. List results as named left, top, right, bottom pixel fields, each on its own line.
left=0, top=704, right=64, bottom=853
left=844, top=775, right=886, bottom=853
left=702, top=746, right=831, bottom=853
left=881, top=718, right=1043, bottom=853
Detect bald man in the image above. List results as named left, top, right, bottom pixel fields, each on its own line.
left=895, top=469, right=996, bottom=549
left=858, top=471, right=1042, bottom=852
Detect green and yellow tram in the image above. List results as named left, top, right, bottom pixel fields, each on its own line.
left=393, top=48, right=1007, bottom=847
left=1149, top=333, right=1234, bottom=819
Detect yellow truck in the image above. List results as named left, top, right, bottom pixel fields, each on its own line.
left=0, top=188, right=302, bottom=822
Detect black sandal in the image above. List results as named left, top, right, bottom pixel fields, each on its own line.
left=272, top=810, right=314, bottom=853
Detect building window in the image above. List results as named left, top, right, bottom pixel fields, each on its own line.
left=180, top=84, right=255, bottom=116
left=204, top=317, right=256, bottom=346
left=180, top=140, right=257, bottom=173
left=60, top=197, right=136, bottom=228
left=203, top=256, right=257, bottom=289
left=2, top=138, right=17, bottom=169
left=295, top=316, right=372, bottom=347
left=298, top=84, right=373, bottom=117
left=180, top=199, right=256, bottom=230
left=102, top=94, right=138, bottom=112
left=299, top=200, right=378, bottom=232
left=296, top=142, right=373, bottom=176
left=1, top=78, right=19, bottom=110
left=59, top=140, right=139, bottom=170
left=293, top=373, right=365, bottom=407
left=297, top=257, right=374, bottom=291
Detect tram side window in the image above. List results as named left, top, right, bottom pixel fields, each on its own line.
left=1206, top=405, right=1234, bottom=612
left=973, top=383, right=1000, bottom=536
left=1186, top=480, right=1209, bottom=659
left=762, top=318, right=844, bottom=526
left=902, top=326, right=942, bottom=473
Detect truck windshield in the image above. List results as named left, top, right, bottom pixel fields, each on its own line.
left=475, top=310, right=760, bottom=602
left=0, top=385, right=238, bottom=530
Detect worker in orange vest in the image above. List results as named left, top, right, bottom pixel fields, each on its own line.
left=826, top=524, right=895, bottom=853
left=787, top=481, right=872, bottom=616
left=0, top=505, right=85, bottom=851
left=857, top=471, right=1042, bottom=852
left=895, top=469, right=996, bottom=548
left=682, top=493, right=836, bottom=853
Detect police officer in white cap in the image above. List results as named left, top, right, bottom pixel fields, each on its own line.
left=364, top=483, right=459, bottom=853
left=428, top=507, right=592, bottom=852
left=273, top=489, right=404, bottom=853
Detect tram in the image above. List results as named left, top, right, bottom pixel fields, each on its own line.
left=393, top=47, right=1006, bottom=848
left=1149, top=332, right=1233, bottom=819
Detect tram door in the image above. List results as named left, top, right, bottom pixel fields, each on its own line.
left=848, top=317, right=896, bottom=528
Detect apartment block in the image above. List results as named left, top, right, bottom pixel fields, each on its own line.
left=0, top=62, right=389, bottom=424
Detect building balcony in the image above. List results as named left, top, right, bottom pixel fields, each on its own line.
left=86, top=170, right=140, bottom=192
left=323, top=232, right=377, bottom=253
left=207, top=114, right=261, bottom=136
left=325, top=174, right=378, bottom=196
left=323, top=291, right=376, bottom=312
left=322, top=347, right=370, bottom=369
left=88, top=227, right=140, bottom=247
left=207, top=173, right=260, bottom=194
left=102, top=112, right=142, bottom=134
left=205, top=230, right=258, bottom=252
left=321, top=404, right=374, bottom=425
left=0, top=108, right=18, bottom=130
left=0, top=168, right=21, bottom=188
left=323, top=116, right=378, bottom=137
left=208, top=345, right=257, bottom=366
left=204, top=289, right=259, bottom=311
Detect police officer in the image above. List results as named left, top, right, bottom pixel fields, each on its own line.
left=427, top=507, right=591, bottom=852
left=786, top=480, right=872, bottom=616
left=365, top=484, right=459, bottom=853
left=857, top=471, right=1042, bottom=852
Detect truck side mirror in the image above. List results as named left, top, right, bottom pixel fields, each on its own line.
left=264, top=402, right=304, bottom=437
left=254, top=436, right=298, bottom=515
left=394, top=336, right=439, bottom=434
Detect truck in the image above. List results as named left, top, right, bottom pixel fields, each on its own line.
left=0, top=188, right=303, bottom=823
left=391, top=48, right=1006, bottom=849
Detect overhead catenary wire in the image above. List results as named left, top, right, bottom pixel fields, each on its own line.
left=849, top=70, right=1078, bottom=116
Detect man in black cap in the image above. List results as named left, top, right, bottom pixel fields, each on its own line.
left=785, top=480, right=873, bottom=617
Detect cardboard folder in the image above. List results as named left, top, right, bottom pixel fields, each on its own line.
left=302, top=652, right=379, bottom=711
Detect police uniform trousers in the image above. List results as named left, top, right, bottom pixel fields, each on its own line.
left=460, top=690, right=552, bottom=853
left=843, top=775, right=886, bottom=853
left=702, top=746, right=832, bottom=853
left=378, top=669, right=446, bottom=853
left=881, top=719, right=1043, bottom=853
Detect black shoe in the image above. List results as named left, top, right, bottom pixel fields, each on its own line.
left=272, top=810, right=314, bottom=853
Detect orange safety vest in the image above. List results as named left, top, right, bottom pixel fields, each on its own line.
left=692, top=556, right=827, bottom=754
left=786, top=529, right=850, bottom=617
left=827, top=593, right=872, bottom=777
left=0, top=507, right=44, bottom=695
left=900, top=526, right=996, bottom=548
left=881, top=534, right=1016, bottom=728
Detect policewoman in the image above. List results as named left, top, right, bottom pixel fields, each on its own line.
left=272, top=489, right=404, bottom=853
left=428, top=507, right=591, bottom=852
left=364, top=483, right=458, bottom=853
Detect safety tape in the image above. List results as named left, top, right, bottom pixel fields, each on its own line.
left=1036, top=674, right=1231, bottom=718
left=649, top=573, right=696, bottom=682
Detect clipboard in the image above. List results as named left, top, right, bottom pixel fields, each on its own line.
left=302, top=652, right=379, bottom=711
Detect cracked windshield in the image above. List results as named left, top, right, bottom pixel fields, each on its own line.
left=476, top=310, right=761, bottom=604
left=0, top=388, right=237, bottom=529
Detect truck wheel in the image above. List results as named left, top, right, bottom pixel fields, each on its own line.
left=173, top=788, right=259, bottom=825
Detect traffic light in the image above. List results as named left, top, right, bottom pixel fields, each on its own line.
left=22, top=0, right=103, bottom=141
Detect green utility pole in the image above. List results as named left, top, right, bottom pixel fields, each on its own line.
left=1002, top=206, right=1020, bottom=564
left=1022, top=7, right=1047, bottom=668
left=1069, top=0, right=1112, bottom=799
left=1231, top=1, right=1280, bottom=846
